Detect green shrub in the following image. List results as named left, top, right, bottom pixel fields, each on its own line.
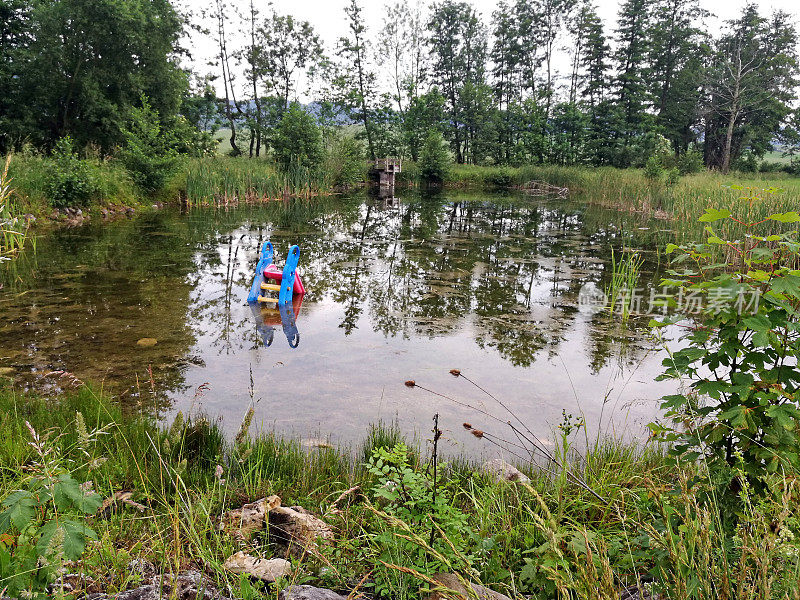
left=272, top=103, right=324, bottom=172
left=677, top=150, right=704, bottom=175
left=651, top=200, right=800, bottom=507
left=419, top=130, right=451, bottom=182
left=358, top=443, right=474, bottom=598
left=485, top=166, right=515, bottom=188
left=324, top=134, right=365, bottom=188
left=644, top=155, right=664, bottom=181
left=46, top=137, right=97, bottom=208
left=0, top=421, right=102, bottom=597
left=119, top=97, right=180, bottom=193
left=665, top=167, right=681, bottom=187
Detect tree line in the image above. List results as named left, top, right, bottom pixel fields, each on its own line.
left=1, top=0, right=798, bottom=174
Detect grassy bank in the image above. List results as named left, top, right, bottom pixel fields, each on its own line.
left=433, top=164, right=800, bottom=225
left=4, top=151, right=800, bottom=252
left=177, top=158, right=330, bottom=207
left=4, top=154, right=333, bottom=217
left=1, top=383, right=798, bottom=599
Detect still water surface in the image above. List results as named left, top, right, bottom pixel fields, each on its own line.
left=0, top=192, right=677, bottom=455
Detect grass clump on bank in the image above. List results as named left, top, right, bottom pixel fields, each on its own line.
left=404, top=162, right=800, bottom=229
left=1, top=381, right=799, bottom=599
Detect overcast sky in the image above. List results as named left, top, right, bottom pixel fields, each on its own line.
left=184, top=0, right=800, bottom=99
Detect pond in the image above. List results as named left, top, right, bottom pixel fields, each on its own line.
left=0, top=191, right=679, bottom=456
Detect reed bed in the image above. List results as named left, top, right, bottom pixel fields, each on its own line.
left=181, top=158, right=330, bottom=208
left=605, top=247, right=644, bottom=322
left=438, top=164, right=800, bottom=237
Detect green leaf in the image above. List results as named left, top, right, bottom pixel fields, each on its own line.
left=766, top=406, right=797, bottom=430
left=53, top=474, right=101, bottom=514
left=665, top=243, right=681, bottom=254
left=36, top=519, right=97, bottom=561
left=742, top=314, right=771, bottom=332
left=771, top=274, right=800, bottom=298
left=698, top=208, right=731, bottom=222
left=768, top=212, right=800, bottom=223
left=0, top=491, right=37, bottom=531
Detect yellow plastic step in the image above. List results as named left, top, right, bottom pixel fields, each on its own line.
left=260, top=282, right=281, bottom=291
left=257, top=296, right=279, bottom=303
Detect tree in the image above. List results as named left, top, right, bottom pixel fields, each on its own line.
left=646, top=0, right=709, bottom=154
left=213, top=0, right=242, bottom=156
left=703, top=5, right=799, bottom=172
left=259, top=11, right=324, bottom=112
left=1, top=0, right=186, bottom=153
left=0, top=0, right=33, bottom=152
left=377, top=2, right=426, bottom=117
left=612, top=0, right=654, bottom=165
left=538, top=0, right=577, bottom=119
left=335, top=0, right=378, bottom=160
left=578, top=3, right=609, bottom=111
left=427, top=1, right=488, bottom=164
left=180, top=76, right=222, bottom=136
left=119, top=96, right=180, bottom=193
left=490, top=1, right=523, bottom=163
left=242, top=0, right=264, bottom=157
left=403, top=90, right=447, bottom=161
left=272, top=103, right=324, bottom=171
left=419, top=130, right=451, bottom=182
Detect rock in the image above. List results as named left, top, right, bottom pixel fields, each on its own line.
left=220, top=496, right=333, bottom=556
left=302, top=438, right=333, bottom=449
left=223, top=552, right=291, bottom=582
left=75, top=208, right=82, bottom=216
left=100, top=208, right=109, bottom=218
left=279, top=585, right=348, bottom=600
left=426, top=573, right=512, bottom=600
left=0, top=367, right=14, bottom=377
left=126, top=207, right=135, bottom=216
left=84, top=570, right=232, bottom=599
left=219, top=495, right=281, bottom=540
left=136, top=338, right=158, bottom=347
left=482, top=459, right=530, bottom=484
left=270, top=504, right=334, bottom=557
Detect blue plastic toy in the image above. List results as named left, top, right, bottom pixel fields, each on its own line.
left=278, top=245, right=300, bottom=306
left=248, top=242, right=303, bottom=307
left=247, top=242, right=274, bottom=304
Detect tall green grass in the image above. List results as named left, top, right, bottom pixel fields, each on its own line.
left=0, top=156, right=30, bottom=257
left=180, top=157, right=330, bottom=207
left=605, top=248, right=644, bottom=323
left=1, top=382, right=798, bottom=599
left=426, top=163, right=800, bottom=237
left=5, top=152, right=141, bottom=215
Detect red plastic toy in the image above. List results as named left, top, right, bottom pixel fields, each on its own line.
left=263, top=264, right=306, bottom=295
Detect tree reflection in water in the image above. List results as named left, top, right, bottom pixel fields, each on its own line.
left=0, top=191, right=671, bottom=444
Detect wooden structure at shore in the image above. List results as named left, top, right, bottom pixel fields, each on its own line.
left=372, top=158, right=402, bottom=188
